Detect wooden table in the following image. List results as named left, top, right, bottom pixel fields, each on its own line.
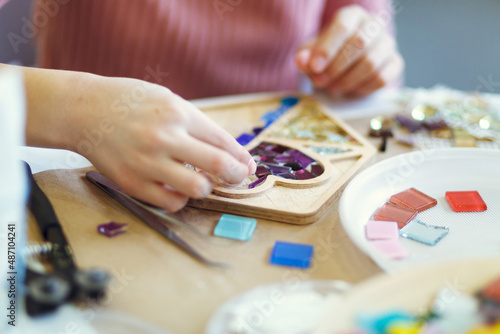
left=27, top=101, right=412, bottom=334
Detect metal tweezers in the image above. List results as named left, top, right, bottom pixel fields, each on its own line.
left=86, top=171, right=228, bottom=268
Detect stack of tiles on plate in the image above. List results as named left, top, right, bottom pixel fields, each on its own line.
left=367, top=188, right=443, bottom=259
left=366, top=188, right=488, bottom=260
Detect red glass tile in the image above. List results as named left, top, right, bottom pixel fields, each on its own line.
left=482, top=276, right=500, bottom=303
left=373, top=202, right=418, bottom=229
left=445, top=191, right=487, bottom=212
left=389, top=188, right=437, bottom=212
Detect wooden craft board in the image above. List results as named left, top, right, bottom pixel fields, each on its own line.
left=190, top=95, right=377, bottom=224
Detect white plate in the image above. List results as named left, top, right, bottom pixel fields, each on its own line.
left=205, top=280, right=350, bottom=334
left=339, top=148, right=500, bottom=272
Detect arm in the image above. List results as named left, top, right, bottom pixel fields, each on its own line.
left=1, top=63, right=256, bottom=211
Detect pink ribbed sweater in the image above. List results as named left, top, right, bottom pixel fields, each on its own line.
left=16, top=0, right=392, bottom=99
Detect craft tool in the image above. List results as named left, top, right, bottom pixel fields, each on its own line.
left=24, top=162, right=110, bottom=316
left=86, top=172, right=229, bottom=268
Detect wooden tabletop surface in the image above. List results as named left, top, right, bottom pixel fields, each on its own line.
left=28, top=100, right=413, bottom=334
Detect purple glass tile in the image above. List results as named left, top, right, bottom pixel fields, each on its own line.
left=276, top=172, right=297, bottom=180
left=236, top=133, right=255, bottom=146
left=310, top=163, right=324, bottom=176
left=423, top=118, right=448, bottom=130
left=252, top=127, right=264, bottom=135
left=258, top=156, right=276, bottom=164
left=249, top=176, right=267, bottom=189
left=294, top=169, right=315, bottom=180
left=284, top=162, right=302, bottom=171
left=395, top=114, right=422, bottom=133
left=247, top=142, right=322, bottom=188
left=265, top=163, right=292, bottom=175
left=274, top=154, right=295, bottom=164
left=260, top=149, right=279, bottom=158
left=97, top=222, right=128, bottom=238
left=289, top=150, right=315, bottom=168
left=255, top=165, right=271, bottom=178
left=270, top=145, right=288, bottom=154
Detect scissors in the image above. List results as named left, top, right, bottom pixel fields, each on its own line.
left=24, top=162, right=111, bottom=316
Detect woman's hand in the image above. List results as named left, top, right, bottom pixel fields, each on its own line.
left=295, top=5, right=404, bottom=97
left=78, top=77, right=256, bottom=212
left=20, top=65, right=256, bottom=212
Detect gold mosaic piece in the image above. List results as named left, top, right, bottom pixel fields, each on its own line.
left=268, top=102, right=360, bottom=145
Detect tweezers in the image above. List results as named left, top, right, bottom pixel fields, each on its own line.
left=86, top=171, right=228, bottom=268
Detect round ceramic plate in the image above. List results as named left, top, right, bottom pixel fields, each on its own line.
left=314, top=257, right=500, bottom=333
left=339, top=148, right=500, bottom=272
left=205, top=280, right=350, bottom=334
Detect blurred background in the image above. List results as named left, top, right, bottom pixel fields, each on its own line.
left=1, top=0, right=499, bottom=93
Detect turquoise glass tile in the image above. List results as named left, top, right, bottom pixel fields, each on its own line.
left=213, top=214, right=257, bottom=241
left=269, top=241, right=314, bottom=269
left=399, top=219, right=449, bottom=246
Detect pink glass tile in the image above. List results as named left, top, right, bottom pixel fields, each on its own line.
left=370, top=239, right=408, bottom=260
left=365, top=220, right=399, bottom=240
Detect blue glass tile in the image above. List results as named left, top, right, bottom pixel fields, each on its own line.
left=281, top=96, right=299, bottom=107
left=214, top=214, right=257, bottom=241
left=356, top=311, right=415, bottom=334
left=399, top=219, right=449, bottom=246
left=269, top=241, right=314, bottom=269
left=236, top=133, right=255, bottom=146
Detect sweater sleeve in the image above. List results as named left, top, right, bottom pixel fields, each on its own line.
left=0, top=0, right=10, bottom=10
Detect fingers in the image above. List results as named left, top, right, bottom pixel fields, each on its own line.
left=326, top=35, right=396, bottom=94
left=164, top=132, right=252, bottom=184
left=312, top=18, right=383, bottom=88
left=118, top=173, right=189, bottom=212
left=295, top=48, right=312, bottom=72
left=178, top=98, right=256, bottom=174
left=295, top=4, right=404, bottom=97
left=347, top=53, right=405, bottom=97
left=307, top=5, right=368, bottom=74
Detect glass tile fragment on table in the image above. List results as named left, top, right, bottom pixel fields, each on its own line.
left=399, top=219, right=449, bottom=246
left=97, top=222, right=128, bottom=238
left=213, top=214, right=257, bottom=241
left=269, top=241, right=314, bottom=269
left=392, top=87, right=500, bottom=150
